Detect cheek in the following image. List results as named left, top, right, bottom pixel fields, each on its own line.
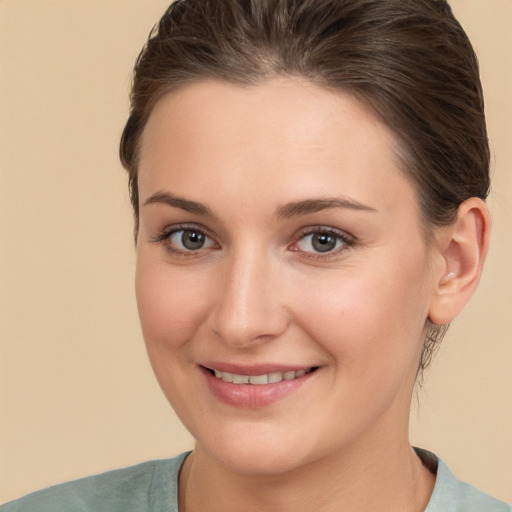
left=293, top=258, right=431, bottom=377
left=134, top=254, right=215, bottom=420
left=135, top=256, right=208, bottom=353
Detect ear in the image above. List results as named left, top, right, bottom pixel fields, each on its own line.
left=428, top=197, right=491, bottom=325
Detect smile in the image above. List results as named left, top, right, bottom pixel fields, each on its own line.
left=200, top=365, right=319, bottom=408
left=210, top=368, right=314, bottom=385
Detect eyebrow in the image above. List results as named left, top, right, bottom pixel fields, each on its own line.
left=143, top=191, right=214, bottom=216
left=143, top=191, right=376, bottom=219
left=275, top=198, right=376, bottom=219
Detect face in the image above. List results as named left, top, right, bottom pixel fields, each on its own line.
left=136, top=78, right=437, bottom=476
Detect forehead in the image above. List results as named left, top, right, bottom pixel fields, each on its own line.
left=138, top=78, right=419, bottom=221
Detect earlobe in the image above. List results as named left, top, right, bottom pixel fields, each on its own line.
left=428, top=197, right=491, bottom=325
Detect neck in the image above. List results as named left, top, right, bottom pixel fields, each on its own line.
left=179, top=431, right=435, bottom=512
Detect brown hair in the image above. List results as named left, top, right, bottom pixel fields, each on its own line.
left=120, top=0, right=490, bottom=372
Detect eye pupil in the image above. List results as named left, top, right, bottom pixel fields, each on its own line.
left=312, top=233, right=337, bottom=252
left=182, top=230, right=205, bottom=250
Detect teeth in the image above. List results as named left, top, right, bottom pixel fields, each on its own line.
left=268, top=372, right=284, bottom=383
left=221, top=372, right=233, bottom=383
left=249, top=374, right=268, bottom=385
left=211, top=368, right=311, bottom=385
left=232, top=374, right=250, bottom=384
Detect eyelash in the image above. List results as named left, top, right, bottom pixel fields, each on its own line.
left=291, top=226, right=355, bottom=260
left=152, top=224, right=217, bottom=258
left=152, top=224, right=355, bottom=260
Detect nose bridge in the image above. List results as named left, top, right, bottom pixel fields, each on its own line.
left=209, top=242, right=287, bottom=346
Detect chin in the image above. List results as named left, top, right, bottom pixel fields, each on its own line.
left=191, top=420, right=321, bottom=477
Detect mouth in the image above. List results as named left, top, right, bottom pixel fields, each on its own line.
left=200, top=364, right=320, bottom=408
left=201, top=366, right=319, bottom=385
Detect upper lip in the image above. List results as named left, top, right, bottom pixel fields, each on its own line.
left=200, top=362, right=316, bottom=376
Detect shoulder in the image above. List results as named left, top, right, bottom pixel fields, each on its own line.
left=0, top=452, right=189, bottom=512
left=419, top=449, right=511, bottom=512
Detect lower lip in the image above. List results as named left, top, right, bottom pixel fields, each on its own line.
left=201, top=367, right=317, bottom=408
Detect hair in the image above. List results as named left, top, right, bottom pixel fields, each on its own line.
left=119, top=0, right=490, bottom=374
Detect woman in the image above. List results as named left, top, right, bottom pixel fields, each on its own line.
left=2, top=0, right=510, bottom=510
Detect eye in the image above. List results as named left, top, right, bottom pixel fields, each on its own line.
left=292, top=228, right=353, bottom=256
left=154, top=226, right=218, bottom=255
left=170, top=229, right=213, bottom=251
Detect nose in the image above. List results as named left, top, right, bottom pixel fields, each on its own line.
left=207, top=249, right=289, bottom=348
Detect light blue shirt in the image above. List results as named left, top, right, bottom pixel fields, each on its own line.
left=2, top=451, right=510, bottom=511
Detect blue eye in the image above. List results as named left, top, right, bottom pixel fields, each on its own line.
left=295, top=230, right=351, bottom=254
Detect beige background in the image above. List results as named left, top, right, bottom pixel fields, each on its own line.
left=0, top=0, right=510, bottom=504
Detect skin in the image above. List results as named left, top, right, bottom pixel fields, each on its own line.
left=135, top=77, right=489, bottom=511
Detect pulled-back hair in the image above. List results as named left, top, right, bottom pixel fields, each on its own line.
left=120, top=0, right=490, bottom=373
